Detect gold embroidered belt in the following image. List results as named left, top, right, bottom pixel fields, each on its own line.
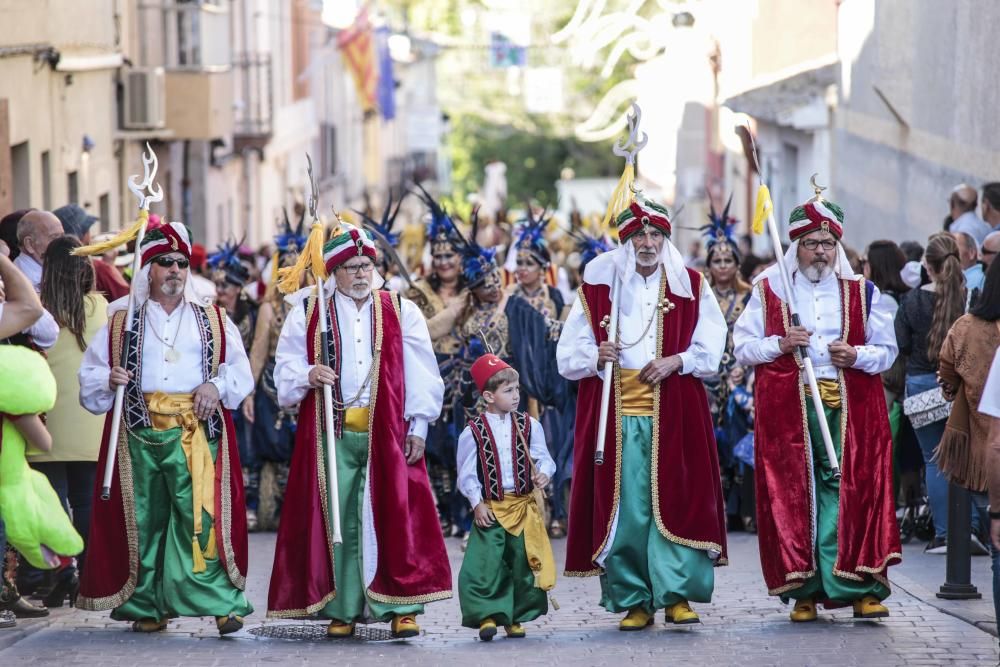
left=804, top=379, right=842, bottom=409
left=343, top=406, right=370, bottom=433
left=619, top=369, right=654, bottom=416
left=143, top=392, right=217, bottom=573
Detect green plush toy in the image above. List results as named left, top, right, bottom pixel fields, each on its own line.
left=0, top=345, right=84, bottom=569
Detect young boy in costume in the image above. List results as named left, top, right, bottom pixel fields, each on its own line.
left=456, top=354, right=557, bottom=641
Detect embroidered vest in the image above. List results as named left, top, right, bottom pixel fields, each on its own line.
left=109, top=302, right=226, bottom=440
left=304, top=291, right=401, bottom=438
left=468, top=411, right=533, bottom=501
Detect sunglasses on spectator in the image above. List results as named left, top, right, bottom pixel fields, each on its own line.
left=152, top=256, right=190, bottom=269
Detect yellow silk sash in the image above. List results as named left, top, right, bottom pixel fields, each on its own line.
left=143, top=392, right=217, bottom=572
left=488, top=493, right=556, bottom=591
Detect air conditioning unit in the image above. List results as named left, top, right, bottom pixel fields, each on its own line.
left=123, top=67, right=166, bottom=130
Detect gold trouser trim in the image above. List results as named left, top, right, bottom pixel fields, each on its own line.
left=619, top=369, right=654, bottom=417
left=488, top=493, right=556, bottom=591
left=143, top=392, right=217, bottom=573
left=804, top=379, right=842, bottom=409
left=344, top=406, right=370, bottom=433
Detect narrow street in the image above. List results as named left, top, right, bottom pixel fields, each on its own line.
left=1, top=533, right=996, bottom=666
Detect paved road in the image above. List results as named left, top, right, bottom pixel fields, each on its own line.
left=1, top=532, right=996, bottom=666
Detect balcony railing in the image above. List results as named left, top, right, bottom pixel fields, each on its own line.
left=233, top=52, right=273, bottom=140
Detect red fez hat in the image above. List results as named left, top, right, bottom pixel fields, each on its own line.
left=470, top=354, right=512, bottom=394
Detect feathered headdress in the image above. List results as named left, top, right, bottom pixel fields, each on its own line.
left=452, top=206, right=497, bottom=287
left=701, top=194, right=740, bottom=262
left=207, top=238, right=250, bottom=287
left=566, top=226, right=613, bottom=270
left=275, top=208, right=308, bottom=256
left=356, top=194, right=406, bottom=249
left=414, top=183, right=461, bottom=251
left=513, top=205, right=551, bottom=266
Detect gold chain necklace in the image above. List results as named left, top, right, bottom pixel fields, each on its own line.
left=144, top=302, right=187, bottom=363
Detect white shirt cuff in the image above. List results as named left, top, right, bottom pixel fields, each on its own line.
left=407, top=417, right=429, bottom=440
left=678, top=351, right=694, bottom=375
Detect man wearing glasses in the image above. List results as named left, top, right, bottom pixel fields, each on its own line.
left=78, top=221, right=255, bottom=635
left=734, top=190, right=900, bottom=623
left=268, top=225, right=450, bottom=639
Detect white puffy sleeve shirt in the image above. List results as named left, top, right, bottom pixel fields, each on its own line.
left=733, top=272, right=897, bottom=378
left=78, top=300, right=254, bottom=414
left=556, top=267, right=726, bottom=381
left=274, top=290, right=444, bottom=440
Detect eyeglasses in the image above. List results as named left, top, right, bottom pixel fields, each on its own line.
left=515, top=259, right=540, bottom=268
left=338, top=262, right=375, bottom=275
left=432, top=253, right=457, bottom=263
left=800, top=239, right=838, bottom=251
left=983, top=248, right=998, bottom=257
left=152, top=256, right=190, bottom=269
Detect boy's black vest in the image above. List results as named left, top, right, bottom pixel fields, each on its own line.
left=467, top=411, right=534, bottom=501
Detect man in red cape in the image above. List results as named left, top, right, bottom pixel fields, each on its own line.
left=77, top=221, right=253, bottom=635
left=268, top=224, right=451, bottom=639
left=557, top=198, right=728, bottom=630
left=734, top=189, right=901, bottom=622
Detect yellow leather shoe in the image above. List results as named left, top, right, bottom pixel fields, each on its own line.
left=132, top=617, right=167, bottom=633
left=504, top=623, right=526, bottom=638
left=327, top=619, right=355, bottom=638
left=853, top=595, right=889, bottom=619
left=478, top=617, right=497, bottom=641
left=664, top=600, right=700, bottom=625
left=216, top=613, right=244, bottom=636
left=391, top=614, right=420, bottom=638
left=789, top=598, right=817, bottom=622
left=619, top=607, right=654, bottom=631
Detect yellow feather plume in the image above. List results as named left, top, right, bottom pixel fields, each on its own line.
left=600, top=163, right=636, bottom=234
left=72, top=209, right=149, bottom=257
left=752, top=184, right=772, bottom=235
left=276, top=221, right=327, bottom=294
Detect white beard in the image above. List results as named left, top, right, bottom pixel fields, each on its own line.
left=635, top=254, right=659, bottom=268
left=343, top=282, right=371, bottom=300
left=161, top=278, right=185, bottom=297
left=800, top=262, right=832, bottom=282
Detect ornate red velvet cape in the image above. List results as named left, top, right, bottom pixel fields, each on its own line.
left=267, top=290, right=452, bottom=617
left=753, top=277, right=901, bottom=597
left=78, top=305, right=248, bottom=610
left=565, top=269, right=728, bottom=576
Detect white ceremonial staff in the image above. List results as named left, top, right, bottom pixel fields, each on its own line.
left=745, top=125, right=841, bottom=479
left=101, top=143, right=164, bottom=499
left=306, top=154, right=343, bottom=545
left=595, top=102, right=647, bottom=466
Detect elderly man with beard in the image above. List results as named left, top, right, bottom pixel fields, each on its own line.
left=266, top=225, right=451, bottom=639
left=733, top=192, right=900, bottom=623
left=557, top=198, right=729, bottom=630
left=77, top=221, right=254, bottom=635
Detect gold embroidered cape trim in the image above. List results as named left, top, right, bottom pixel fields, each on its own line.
left=651, top=275, right=725, bottom=555
left=77, top=311, right=140, bottom=611
left=564, top=568, right=602, bottom=578
left=366, top=588, right=453, bottom=605
left=265, top=591, right=338, bottom=619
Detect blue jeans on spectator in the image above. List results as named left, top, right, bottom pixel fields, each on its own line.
left=992, top=531, right=1000, bottom=641
left=906, top=373, right=950, bottom=540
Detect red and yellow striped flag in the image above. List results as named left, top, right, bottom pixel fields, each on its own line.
left=337, top=7, right=376, bottom=113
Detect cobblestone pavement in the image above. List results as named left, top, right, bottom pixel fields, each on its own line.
left=1, top=532, right=997, bottom=666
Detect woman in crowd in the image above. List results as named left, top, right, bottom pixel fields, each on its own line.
left=895, top=232, right=974, bottom=554
left=936, top=258, right=1000, bottom=525
left=29, top=235, right=107, bottom=604
left=700, top=199, right=755, bottom=531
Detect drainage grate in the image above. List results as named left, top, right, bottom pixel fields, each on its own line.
left=248, top=623, right=397, bottom=642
